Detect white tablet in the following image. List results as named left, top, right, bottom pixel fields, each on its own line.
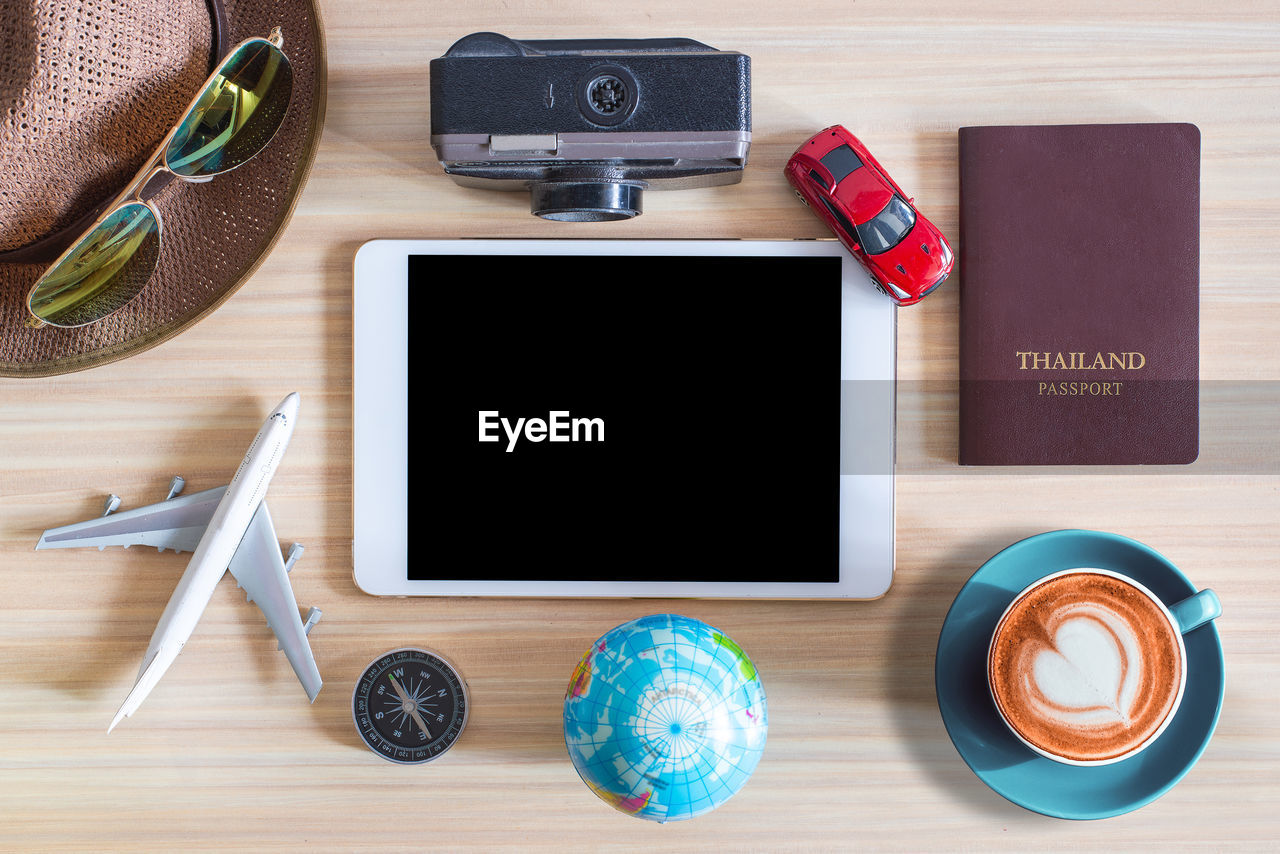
left=353, top=239, right=895, bottom=598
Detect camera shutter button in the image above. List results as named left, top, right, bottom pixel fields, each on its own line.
left=575, top=65, right=639, bottom=127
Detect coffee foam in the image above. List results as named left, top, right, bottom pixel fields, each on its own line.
left=988, top=572, right=1182, bottom=763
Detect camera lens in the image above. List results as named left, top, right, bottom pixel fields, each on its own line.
left=531, top=182, right=643, bottom=222
left=576, top=65, right=638, bottom=126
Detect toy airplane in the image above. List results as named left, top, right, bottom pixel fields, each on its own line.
left=34, top=392, right=323, bottom=732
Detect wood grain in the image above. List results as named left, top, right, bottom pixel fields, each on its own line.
left=2, top=0, right=1278, bottom=849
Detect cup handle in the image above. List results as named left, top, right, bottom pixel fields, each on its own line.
left=1169, top=589, right=1221, bottom=634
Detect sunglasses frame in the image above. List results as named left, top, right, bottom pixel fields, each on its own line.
left=25, top=27, right=289, bottom=329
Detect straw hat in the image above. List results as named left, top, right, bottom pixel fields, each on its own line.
left=0, top=0, right=326, bottom=376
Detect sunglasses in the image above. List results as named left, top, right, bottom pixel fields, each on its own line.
left=25, top=28, right=293, bottom=329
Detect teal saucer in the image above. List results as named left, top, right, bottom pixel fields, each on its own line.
left=935, top=530, right=1224, bottom=820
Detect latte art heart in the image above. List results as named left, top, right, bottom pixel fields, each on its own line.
left=989, top=571, right=1183, bottom=763
left=1026, top=607, right=1142, bottom=726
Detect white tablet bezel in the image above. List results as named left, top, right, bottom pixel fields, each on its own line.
left=353, top=239, right=894, bottom=598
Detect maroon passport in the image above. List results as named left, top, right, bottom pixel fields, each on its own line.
left=958, top=122, right=1200, bottom=465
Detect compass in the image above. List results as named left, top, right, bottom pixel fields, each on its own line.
left=352, top=648, right=469, bottom=764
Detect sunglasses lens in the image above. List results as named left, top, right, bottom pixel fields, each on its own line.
left=165, top=40, right=293, bottom=177
left=27, top=203, right=160, bottom=327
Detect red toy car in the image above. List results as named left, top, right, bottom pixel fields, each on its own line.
left=785, top=125, right=953, bottom=305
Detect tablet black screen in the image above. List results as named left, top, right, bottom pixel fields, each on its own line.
left=408, top=254, right=842, bottom=583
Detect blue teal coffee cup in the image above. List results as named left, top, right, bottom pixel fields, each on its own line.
left=987, top=567, right=1221, bottom=767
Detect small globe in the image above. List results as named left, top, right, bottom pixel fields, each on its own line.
left=563, top=613, right=768, bottom=822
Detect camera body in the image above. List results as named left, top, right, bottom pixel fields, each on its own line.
left=429, top=32, right=751, bottom=221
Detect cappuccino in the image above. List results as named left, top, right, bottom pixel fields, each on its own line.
left=988, top=570, right=1184, bottom=764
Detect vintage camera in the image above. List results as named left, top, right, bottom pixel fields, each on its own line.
left=429, top=32, right=751, bottom=221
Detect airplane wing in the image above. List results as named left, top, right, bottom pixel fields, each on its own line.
left=228, top=502, right=323, bottom=702
left=35, top=486, right=228, bottom=553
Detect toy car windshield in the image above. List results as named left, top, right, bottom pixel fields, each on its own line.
left=858, top=195, right=917, bottom=254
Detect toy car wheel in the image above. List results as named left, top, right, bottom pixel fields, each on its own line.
left=793, top=189, right=809, bottom=207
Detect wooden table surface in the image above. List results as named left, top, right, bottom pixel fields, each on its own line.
left=3, top=0, right=1278, bottom=850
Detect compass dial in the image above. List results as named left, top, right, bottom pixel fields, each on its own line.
left=352, top=648, right=469, bottom=764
